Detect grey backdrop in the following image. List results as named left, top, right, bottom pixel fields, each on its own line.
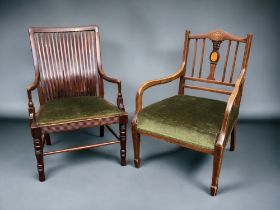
left=0, top=1, right=280, bottom=210
left=0, top=0, right=279, bottom=119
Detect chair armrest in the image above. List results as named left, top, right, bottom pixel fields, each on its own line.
left=99, top=69, right=125, bottom=111
left=27, top=75, right=40, bottom=126
left=135, top=64, right=185, bottom=114
left=216, top=68, right=246, bottom=148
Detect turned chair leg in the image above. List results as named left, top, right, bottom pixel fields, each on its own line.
left=132, top=123, right=141, bottom=168
left=210, top=147, right=224, bottom=196
left=45, top=133, right=51, bottom=145
left=100, top=126, right=104, bottom=137
left=230, top=125, right=237, bottom=151
left=119, top=123, right=126, bottom=166
left=31, top=127, right=45, bottom=182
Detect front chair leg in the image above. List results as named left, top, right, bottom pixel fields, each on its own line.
left=132, top=123, right=141, bottom=168
left=119, top=123, right=126, bottom=166
left=31, top=127, right=45, bottom=182
left=230, top=124, right=237, bottom=151
left=210, top=146, right=224, bottom=196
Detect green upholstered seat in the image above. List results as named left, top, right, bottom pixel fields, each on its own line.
left=37, top=96, right=125, bottom=125
left=137, top=95, right=238, bottom=151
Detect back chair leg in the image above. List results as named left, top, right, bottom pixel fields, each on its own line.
left=230, top=124, right=237, bottom=151
left=100, top=126, right=104, bottom=137
left=119, top=123, right=126, bottom=166
left=210, top=146, right=224, bottom=196
left=31, top=127, right=45, bottom=182
left=132, top=123, right=141, bottom=168
left=45, top=133, right=51, bottom=145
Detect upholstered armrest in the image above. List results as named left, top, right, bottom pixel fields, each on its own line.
left=216, top=68, right=246, bottom=148
left=27, top=74, right=40, bottom=125
left=99, top=69, right=125, bottom=111
left=135, top=65, right=185, bottom=114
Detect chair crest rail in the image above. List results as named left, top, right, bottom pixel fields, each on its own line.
left=189, top=29, right=247, bottom=43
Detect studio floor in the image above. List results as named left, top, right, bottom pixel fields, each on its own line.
left=0, top=119, right=279, bottom=210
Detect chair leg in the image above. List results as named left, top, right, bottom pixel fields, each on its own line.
left=230, top=125, right=237, bottom=151
left=45, top=133, right=51, bottom=145
left=210, top=146, right=224, bottom=196
left=31, top=127, right=45, bottom=182
left=132, top=122, right=141, bottom=168
left=100, top=126, right=104, bottom=137
left=119, top=123, right=126, bottom=166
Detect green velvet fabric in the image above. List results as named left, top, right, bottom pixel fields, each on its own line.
left=37, top=96, right=124, bottom=125
left=138, top=95, right=238, bottom=151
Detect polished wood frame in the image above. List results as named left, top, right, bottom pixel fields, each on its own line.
left=132, top=29, right=253, bottom=196
left=27, top=25, right=127, bottom=181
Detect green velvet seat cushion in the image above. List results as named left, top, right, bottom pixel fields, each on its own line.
left=37, top=96, right=125, bottom=125
left=137, top=95, right=238, bottom=151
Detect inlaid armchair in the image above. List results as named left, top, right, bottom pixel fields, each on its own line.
left=27, top=25, right=127, bottom=181
left=132, top=30, right=253, bottom=196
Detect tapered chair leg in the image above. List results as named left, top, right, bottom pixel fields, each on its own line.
left=230, top=125, right=237, bottom=151
left=119, top=123, right=126, bottom=166
left=100, top=126, right=104, bottom=137
left=132, top=122, right=141, bottom=168
left=31, top=127, right=45, bottom=182
left=210, top=146, right=224, bottom=196
left=45, top=133, right=51, bottom=145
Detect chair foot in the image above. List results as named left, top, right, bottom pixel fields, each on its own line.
left=134, top=158, right=141, bottom=168
left=39, top=174, right=46, bottom=182
left=121, top=158, right=126, bottom=166
left=210, top=185, right=218, bottom=196
left=211, top=146, right=224, bottom=196
left=132, top=120, right=141, bottom=169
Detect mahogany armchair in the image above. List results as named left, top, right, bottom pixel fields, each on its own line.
left=132, top=30, right=253, bottom=196
left=27, top=25, right=127, bottom=181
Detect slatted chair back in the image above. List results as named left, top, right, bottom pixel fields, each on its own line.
left=29, top=26, right=104, bottom=104
left=179, top=30, right=253, bottom=101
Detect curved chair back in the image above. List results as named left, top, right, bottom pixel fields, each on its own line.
left=29, top=25, right=104, bottom=104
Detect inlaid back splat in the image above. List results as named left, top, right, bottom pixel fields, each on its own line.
left=207, top=40, right=222, bottom=80
left=181, top=29, right=251, bottom=96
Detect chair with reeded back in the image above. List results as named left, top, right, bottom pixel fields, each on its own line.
left=27, top=25, right=127, bottom=181
left=132, top=30, right=253, bottom=196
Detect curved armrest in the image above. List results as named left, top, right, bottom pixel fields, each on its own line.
left=216, top=68, right=246, bottom=148
left=27, top=74, right=40, bottom=125
left=135, top=64, right=185, bottom=114
left=99, top=69, right=125, bottom=111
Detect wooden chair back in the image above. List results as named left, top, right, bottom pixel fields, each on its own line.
left=179, top=30, right=253, bottom=99
left=29, top=25, right=104, bottom=104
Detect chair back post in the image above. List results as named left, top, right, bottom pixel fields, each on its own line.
left=235, top=33, right=253, bottom=107
left=29, top=28, right=45, bottom=104
left=241, top=34, right=253, bottom=73
left=95, top=28, right=105, bottom=98
left=178, top=30, right=191, bottom=95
